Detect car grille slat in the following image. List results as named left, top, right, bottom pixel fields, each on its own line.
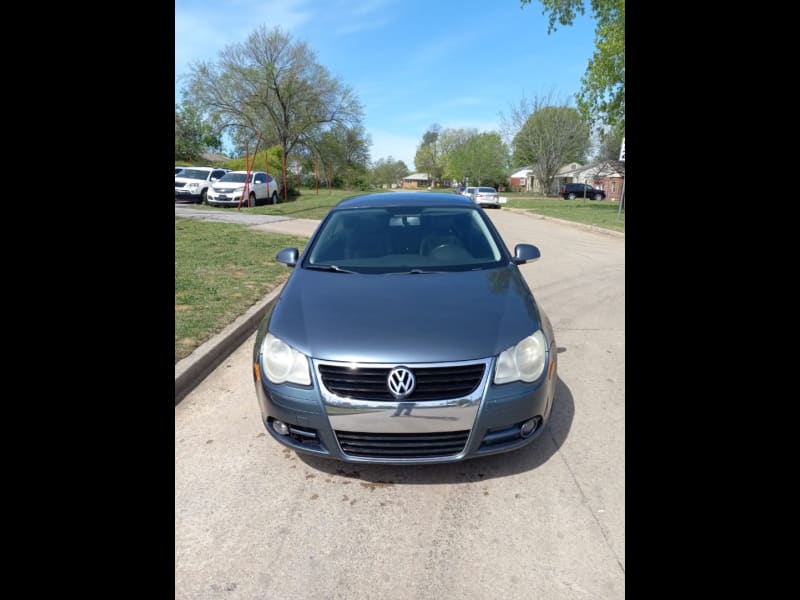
left=336, top=430, right=469, bottom=458
left=318, top=364, right=485, bottom=401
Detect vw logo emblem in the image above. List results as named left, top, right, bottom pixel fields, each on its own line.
left=387, top=367, right=416, bottom=399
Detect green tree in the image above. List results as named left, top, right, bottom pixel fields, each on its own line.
left=438, top=127, right=478, bottom=184
left=186, top=25, right=363, bottom=192
left=502, top=95, right=590, bottom=195
left=593, top=126, right=623, bottom=161
left=370, top=157, right=410, bottom=187
left=175, top=100, right=222, bottom=162
left=520, top=0, right=624, bottom=134
left=413, top=124, right=444, bottom=185
left=447, top=132, right=509, bottom=188
left=308, top=124, right=372, bottom=189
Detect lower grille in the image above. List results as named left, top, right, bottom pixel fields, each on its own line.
left=335, top=430, right=469, bottom=459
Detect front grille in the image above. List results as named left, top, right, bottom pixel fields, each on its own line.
left=335, top=430, right=469, bottom=458
left=175, top=182, right=186, bottom=188
left=318, top=363, right=485, bottom=401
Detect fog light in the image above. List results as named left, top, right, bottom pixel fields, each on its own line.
left=273, top=420, right=290, bottom=435
left=520, top=417, right=539, bottom=438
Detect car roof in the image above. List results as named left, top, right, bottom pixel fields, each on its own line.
left=335, top=192, right=475, bottom=210
left=224, top=170, right=265, bottom=174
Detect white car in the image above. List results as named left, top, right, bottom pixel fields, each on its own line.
left=471, top=186, right=500, bottom=209
left=206, top=171, right=280, bottom=207
left=175, top=167, right=228, bottom=204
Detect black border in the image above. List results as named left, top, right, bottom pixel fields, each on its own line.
left=20, top=9, right=176, bottom=594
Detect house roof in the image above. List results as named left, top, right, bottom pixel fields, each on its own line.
left=403, top=173, right=430, bottom=180
left=201, top=151, right=230, bottom=163
left=509, top=166, right=532, bottom=178
left=508, top=163, right=584, bottom=179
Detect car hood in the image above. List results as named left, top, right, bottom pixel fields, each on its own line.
left=268, top=266, right=541, bottom=363
left=175, top=176, right=208, bottom=184
left=212, top=181, right=248, bottom=189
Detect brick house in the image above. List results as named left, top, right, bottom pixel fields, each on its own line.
left=508, top=163, right=583, bottom=195
left=401, top=173, right=431, bottom=189
left=556, top=160, right=625, bottom=201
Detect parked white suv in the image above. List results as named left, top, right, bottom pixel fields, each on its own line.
left=206, top=171, right=280, bottom=207
left=175, top=167, right=228, bottom=204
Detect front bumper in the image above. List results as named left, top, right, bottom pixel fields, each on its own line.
left=253, top=355, right=557, bottom=464
left=207, top=191, right=251, bottom=207
left=175, top=189, right=201, bottom=201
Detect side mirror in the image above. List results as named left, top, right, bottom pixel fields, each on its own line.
left=276, top=247, right=299, bottom=267
left=512, top=243, right=540, bottom=264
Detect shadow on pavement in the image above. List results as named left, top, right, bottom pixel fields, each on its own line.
left=296, top=376, right=575, bottom=484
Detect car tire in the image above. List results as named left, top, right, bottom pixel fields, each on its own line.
left=271, top=191, right=278, bottom=205
left=200, top=189, right=208, bottom=204
left=593, top=193, right=603, bottom=201
left=568, top=193, right=576, bottom=200
left=249, top=192, right=257, bottom=207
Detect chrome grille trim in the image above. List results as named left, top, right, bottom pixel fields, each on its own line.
left=313, top=358, right=493, bottom=441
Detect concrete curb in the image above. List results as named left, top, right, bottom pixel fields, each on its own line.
left=174, top=284, right=284, bottom=406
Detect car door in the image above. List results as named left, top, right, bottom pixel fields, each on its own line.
left=253, top=173, right=267, bottom=199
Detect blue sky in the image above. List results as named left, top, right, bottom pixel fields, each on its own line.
left=175, top=0, right=598, bottom=170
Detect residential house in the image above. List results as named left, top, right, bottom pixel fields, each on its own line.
left=509, top=163, right=583, bottom=195
left=557, top=160, right=625, bottom=201
left=402, top=173, right=431, bottom=189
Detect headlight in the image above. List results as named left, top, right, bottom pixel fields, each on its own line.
left=260, top=333, right=311, bottom=385
left=494, top=330, right=547, bottom=384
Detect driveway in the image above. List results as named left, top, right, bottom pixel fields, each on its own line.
left=175, top=208, right=625, bottom=599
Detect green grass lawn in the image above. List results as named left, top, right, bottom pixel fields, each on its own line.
left=175, top=217, right=308, bottom=363
left=502, top=193, right=625, bottom=232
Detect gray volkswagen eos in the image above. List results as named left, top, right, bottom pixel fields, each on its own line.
left=253, top=192, right=557, bottom=464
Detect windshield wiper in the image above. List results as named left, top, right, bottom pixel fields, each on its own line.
left=404, top=269, right=444, bottom=274
left=305, top=264, right=357, bottom=274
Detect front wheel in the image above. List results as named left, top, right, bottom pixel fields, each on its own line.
left=200, top=189, right=208, bottom=204
left=567, top=193, right=576, bottom=200
left=249, top=192, right=257, bottom=207
left=270, top=191, right=278, bottom=205
left=593, top=193, right=603, bottom=201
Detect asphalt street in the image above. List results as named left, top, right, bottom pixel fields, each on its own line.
left=175, top=204, right=625, bottom=599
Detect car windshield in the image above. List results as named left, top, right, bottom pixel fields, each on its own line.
left=477, top=187, right=496, bottom=193
left=304, top=206, right=505, bottom=274
left=217, top=172, right=253, bottom=183
left=179, top=169, right=211, bottom=180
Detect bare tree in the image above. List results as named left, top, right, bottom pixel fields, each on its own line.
left=186, top=25, right=363, bottom=194
left=501, top=94, right=589, bottom=196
